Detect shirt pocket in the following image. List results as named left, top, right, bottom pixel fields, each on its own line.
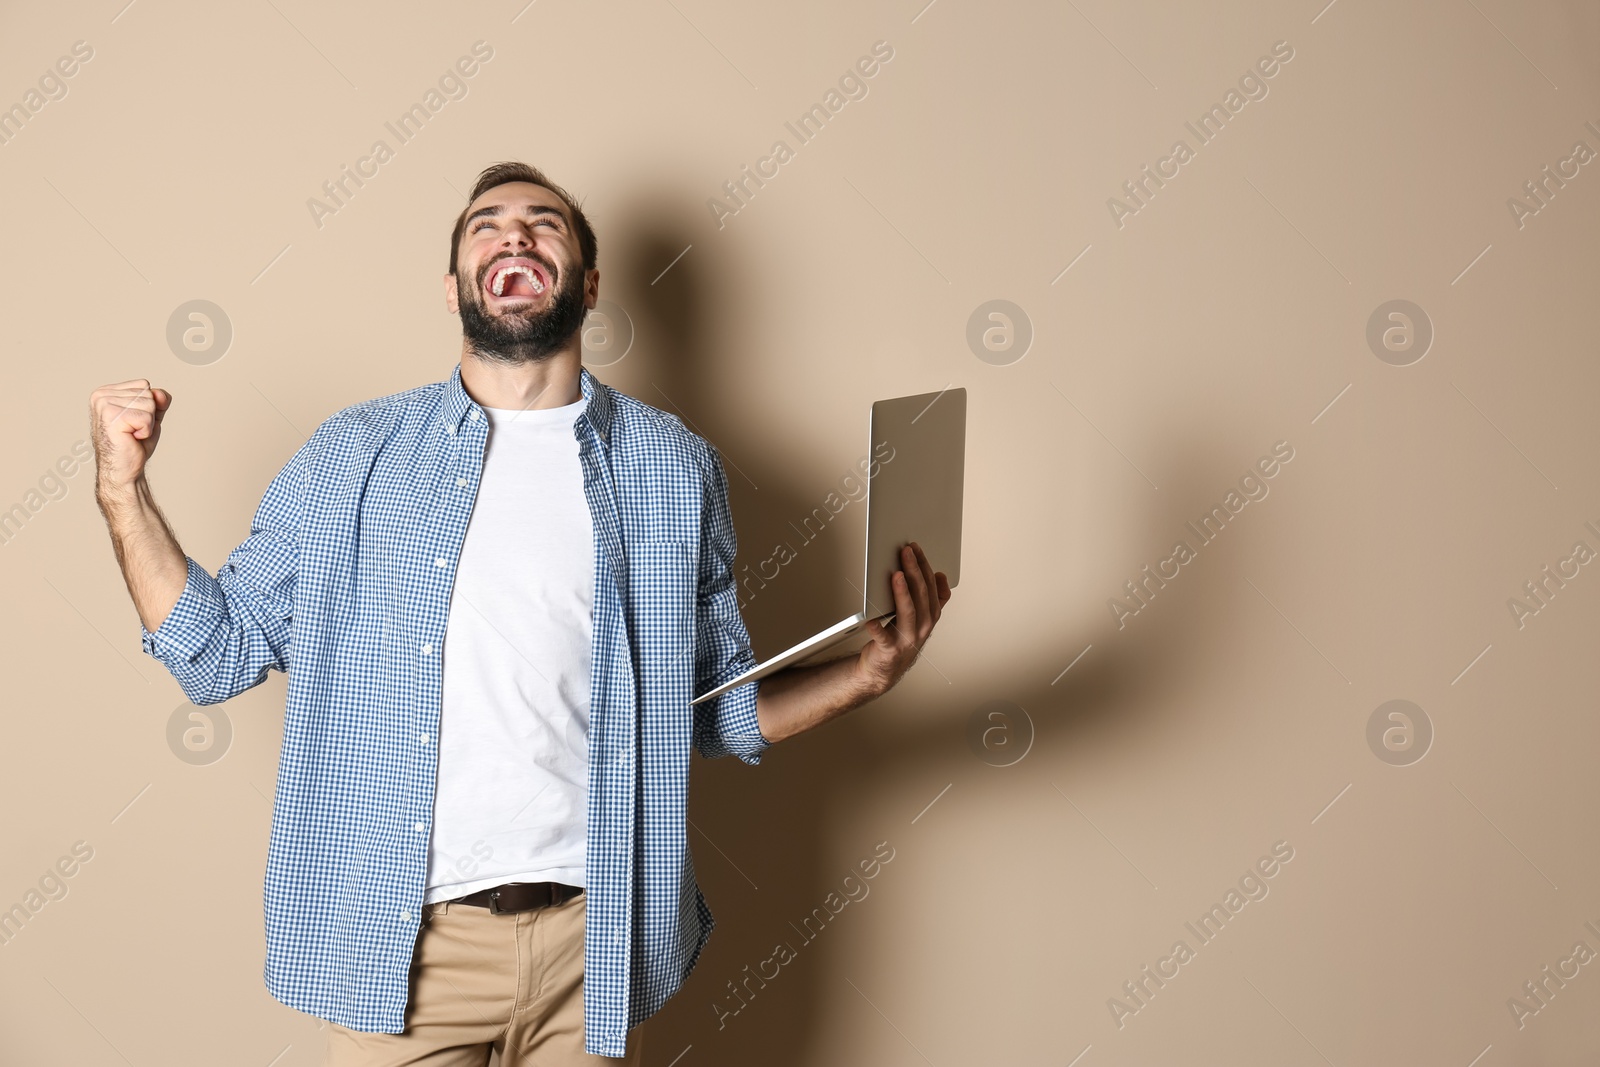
left=627, top=539, right=695, bottom=683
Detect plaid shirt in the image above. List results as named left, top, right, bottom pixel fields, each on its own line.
left=139, top=362, right=771, bottom=1056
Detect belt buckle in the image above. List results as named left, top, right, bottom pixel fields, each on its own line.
left=488, top=882, right=555, bottom=915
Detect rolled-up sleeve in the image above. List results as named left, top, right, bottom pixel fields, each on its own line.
left=691, top=441, right=771, bottom=765
left=140, top=434, right=314, bottom=706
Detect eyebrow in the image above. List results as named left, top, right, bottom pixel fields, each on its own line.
left=463, top=203, right=567, bottom=228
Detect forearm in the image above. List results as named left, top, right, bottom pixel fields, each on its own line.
left=754, top=652, right=880, bottom=745
left=95, top=476, right=189, bottom=633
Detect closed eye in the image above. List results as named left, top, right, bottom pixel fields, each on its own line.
left=472, top=218, right=559, bottom=233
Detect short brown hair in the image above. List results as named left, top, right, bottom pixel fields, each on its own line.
left=447, top=161, right=597, bottom=277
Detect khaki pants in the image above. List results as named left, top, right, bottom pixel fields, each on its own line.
left=324, top=891, right=644, bottom=1066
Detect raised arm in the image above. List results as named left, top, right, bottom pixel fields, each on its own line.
left=90, top=378, right=313, bottom=705
left=90, top=379, right=187, bottom=632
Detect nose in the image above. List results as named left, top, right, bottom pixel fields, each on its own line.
left=498, top=223, right=534, bottom=250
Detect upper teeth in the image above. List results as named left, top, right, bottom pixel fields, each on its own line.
left=491, top=264, right=545, bottom=296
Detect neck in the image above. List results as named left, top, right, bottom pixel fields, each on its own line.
left=458, top=346, right=583, bottom=411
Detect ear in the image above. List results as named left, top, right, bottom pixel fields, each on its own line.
left=583, top=268, right=600, bottom=310
left=443, top=271, right=459, bottom=314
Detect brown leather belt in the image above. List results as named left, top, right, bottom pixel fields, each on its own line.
left=451, top=881, right=584, bottom=915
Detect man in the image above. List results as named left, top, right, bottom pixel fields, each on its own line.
left=89, top=161, right=951, bottom=1064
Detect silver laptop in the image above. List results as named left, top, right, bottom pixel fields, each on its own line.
left=691, top=386, right=966, bottom=706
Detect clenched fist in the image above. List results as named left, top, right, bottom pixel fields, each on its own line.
left=90, top=379, right=172, bottom=496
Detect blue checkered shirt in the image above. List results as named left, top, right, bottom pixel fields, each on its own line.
left=139, top=363, right=771, bottom=1056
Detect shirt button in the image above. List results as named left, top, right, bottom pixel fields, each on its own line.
left=419, top=732, right=430, bottom=744
left=421, top=643, right=434, bottom=655
left=400, top=909, right=412, bottom=921
left=434, top=558, right=448, bottom=568
left=469, top=411, right=480, bottom=421
left=446, top=424, right=455, bottom=435
left=413, top=822, right=425, bottom=833
left=456, top=478, right=468, bottom=488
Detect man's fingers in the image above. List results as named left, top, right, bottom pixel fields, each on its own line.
left=889, top=563, right=917, bottom=641
left=901, top=543, right=935, bottom=637
left=91, top=385, right=168, bottom=450
left=110, top=401, right=156, bottom=436
left=860, top=550, right=952, bottom=694
left=864, top=615, right=896, bottom=652
left=899, top=544, right=931, bottom=619
left=109, top=408, right=153, bottom=438
left=107, top=396, right=155, bottom=417
left=94, top=378, right=152, bottom=394
left=95, top=390, right=156, bottom=414
left=91, top=380, right=156, bottom=408
left=94, top=385, right=168, bottom=432
left=909, top=542, right=939, bottom=625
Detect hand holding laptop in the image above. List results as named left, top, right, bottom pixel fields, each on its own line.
left=853, top=539, right=952, bottom=698
left=691, top=386, right=965, bottom=706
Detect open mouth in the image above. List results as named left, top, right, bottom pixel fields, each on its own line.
left=483, top=257, right=550, bottom=302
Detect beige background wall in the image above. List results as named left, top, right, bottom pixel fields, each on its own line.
left=2, top=0, right=1598, bottom=1063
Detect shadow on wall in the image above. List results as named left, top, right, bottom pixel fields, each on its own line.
left=568, top=195, right=1277, bottom=1065
left=605, top=192, right=863, bottom=656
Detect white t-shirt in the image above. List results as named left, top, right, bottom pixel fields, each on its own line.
left=423, top=395, right=594, bottom=904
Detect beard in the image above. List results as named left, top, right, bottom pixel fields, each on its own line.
left=457, top=254, right=588, bottom=366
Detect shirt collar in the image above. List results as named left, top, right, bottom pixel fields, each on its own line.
left=442, top=361, right=613, bottom=448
